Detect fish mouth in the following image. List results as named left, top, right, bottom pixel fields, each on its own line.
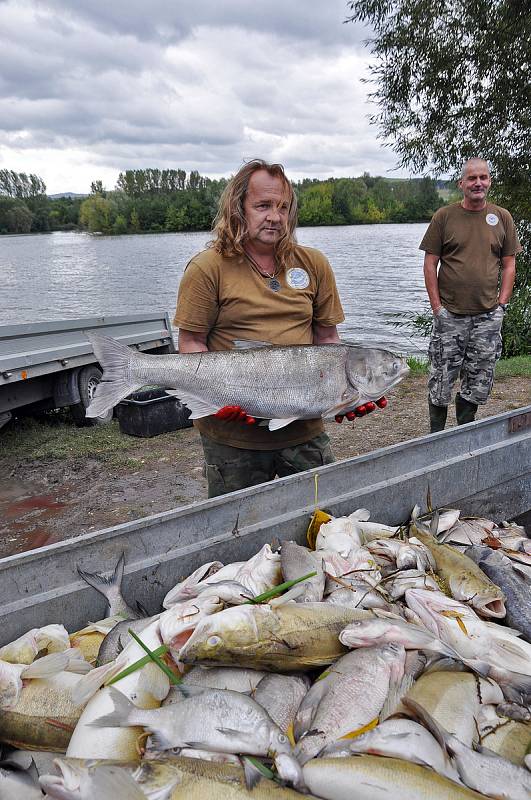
left=476, top=597, right=506, bottom=618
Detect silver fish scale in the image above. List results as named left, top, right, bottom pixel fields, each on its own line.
left=132, top=344, right=353, bottom=419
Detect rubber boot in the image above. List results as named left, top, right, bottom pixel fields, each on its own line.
left=455, top=393, right=478, bottom=425
left=429, top=400, right=448, bottom=433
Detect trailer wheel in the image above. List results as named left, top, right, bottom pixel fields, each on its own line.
left=71, top=365, right=113, bottom=426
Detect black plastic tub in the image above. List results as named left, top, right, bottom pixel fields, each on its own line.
left=115, top=389, right=192, bottom=437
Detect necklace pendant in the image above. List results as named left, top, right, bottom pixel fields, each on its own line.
left=268, top=277, right=281, bottom=292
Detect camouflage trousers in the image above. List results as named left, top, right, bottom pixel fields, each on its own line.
left=200, top=432, right=334, bottom=498
left=428, top=306, right=504, bottom=407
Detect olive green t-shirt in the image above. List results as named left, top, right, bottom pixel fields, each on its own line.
left=419, top=202, right=521, bottom=314
left=173, top=244, right=345, bottom=450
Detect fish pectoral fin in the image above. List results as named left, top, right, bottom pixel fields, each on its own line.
left=166, top=392, right=219, bottom=419
left=215, top=727, right=246, bottom=739
left=232, top=339, right=272, bottom=349
left=268, top=417, right=299, bottom=431
left=91, top=765, right=146, bottom=800
left=149, top=731, right=175, bottom=751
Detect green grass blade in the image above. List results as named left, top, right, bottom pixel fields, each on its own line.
left=127, top=629, right=182, bottom=685
left=246, top=571, right=317, bottom=604
left=107, top=644, right=170, bottom=685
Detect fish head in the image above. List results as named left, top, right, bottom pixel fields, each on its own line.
left=448, top=571, right=506, bottom=619
left=39, top=759, right=84, bottom=799
left=273, top=752, right=307, bottom=793
left=339, top=618, right=394, bottom=647
left=344, top=345, right=409, bottom=400
left=178, top=605, right=263, bottom=666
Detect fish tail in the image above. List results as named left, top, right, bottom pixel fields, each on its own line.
left=88, top=686, right=140, bottom=728
left=84, top=332, right=143, bottom=417
left=22, top=651, right=69, bottom=679
left=77, top=552, right=125, bottom=606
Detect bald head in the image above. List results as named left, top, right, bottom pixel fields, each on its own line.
left=461, top=158, right=490, bottom=179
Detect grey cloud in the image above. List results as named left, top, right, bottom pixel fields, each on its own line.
left=41, top=0, right=365, bottom=47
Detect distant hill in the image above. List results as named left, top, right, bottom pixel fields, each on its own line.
left=48, top=192, right=88, bottom=199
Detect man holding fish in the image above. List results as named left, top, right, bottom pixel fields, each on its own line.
left=174, top=159, right=387, bottom=497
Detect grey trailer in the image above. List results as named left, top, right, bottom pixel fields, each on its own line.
left=0, top=312, right=175, bottom=428
left=0, top=404, right=529, bottom=646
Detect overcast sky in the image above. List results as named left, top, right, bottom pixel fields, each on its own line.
left=0, top=0, right=415, bottom=194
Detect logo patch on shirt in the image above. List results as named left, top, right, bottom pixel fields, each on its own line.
left=486, top=213, right=499, bottom=226
left=286, top=268, right=310, bottom=289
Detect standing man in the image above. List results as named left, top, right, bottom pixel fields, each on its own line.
left=420, top=158, right=521, bottom=433
left=174, top=159, right=376, bottom=497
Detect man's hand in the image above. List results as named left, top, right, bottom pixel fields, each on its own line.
left=334, top=397, right=387, bottom=423
left=214, top=405, right=256, bottom=424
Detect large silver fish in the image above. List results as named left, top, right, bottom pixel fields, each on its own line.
left=85, top=333, right=408, bottom=430
left=465, top=545, right=531, bottom=642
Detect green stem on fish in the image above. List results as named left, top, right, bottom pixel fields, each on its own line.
left=246, top=571, right=317, bottom=604
left=243, top=756, right=280, bottom=783
left=106, top=644, right=170, bottom=685
left=127, top=629, right=182, bottom=685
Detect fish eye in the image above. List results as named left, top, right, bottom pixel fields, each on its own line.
left=278, top=734, right=287, bottom=744
left=207, top=635, right=221, bottom=647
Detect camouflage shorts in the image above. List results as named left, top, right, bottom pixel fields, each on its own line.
left=428, top=306, right=504, bottom=407
left=200, top=432, right=335, bottom=498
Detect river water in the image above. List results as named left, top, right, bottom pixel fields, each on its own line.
left=1, top=223, right=430, bottom=355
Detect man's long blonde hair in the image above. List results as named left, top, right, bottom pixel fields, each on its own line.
left=209, top=159, right=298, bottom=270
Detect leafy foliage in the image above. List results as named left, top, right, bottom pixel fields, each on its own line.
left=346, top=0, right=531, bottom=356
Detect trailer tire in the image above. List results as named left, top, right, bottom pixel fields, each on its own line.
left=71, top=365, right=113, bottom=426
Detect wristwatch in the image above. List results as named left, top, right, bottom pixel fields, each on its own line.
left=499, top=303, right=508, bottom=312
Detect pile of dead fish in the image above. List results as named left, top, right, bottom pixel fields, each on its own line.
left=1, top=506, right=530, bottom=799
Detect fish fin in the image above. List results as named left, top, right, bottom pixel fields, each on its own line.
left=380, top=673, right=415, bottom=722
left=136, top=601, right=150, bottom=617
left=512, top=563, right=531, bottom=579
left=22, top=651, right=68, bottom=679
left=492, top=638, right=528, bottom=658
left=149, top=731, right=175, bottom=750
left=268, top=417, right=299, bottom=431
left=77, top=552, right=125, bottom=604
left=232, top=339, right=272, bottom=349
left=241, top=757, right=264, bottom=790
left=63, top=647, right=93, bottom=674
left=401, top=698, right=451, bottom=752
left=88, top=686, right=137, bottom=728
left=167, top=683, right=207, bottom=699
left=90, top=764, right=146, bottom=800
left=71, top=656, right=127, bottom=705
left=166, top=391, right=218, bottom=419
left=84, top=332, right=143, bottom=417
left=483, top=621, right=522, bottom=637
left=216, top=727, right=247, bottom=739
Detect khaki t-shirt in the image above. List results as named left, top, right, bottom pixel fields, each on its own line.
left=419, top=202, right=521, bottom=314
left=173, top=244, right=345, bottom=450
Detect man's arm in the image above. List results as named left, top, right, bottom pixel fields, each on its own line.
left=499, top=255, right=516, bottom=305
left=178, top=329, right=208, bottom=353
left=423, top=252, right=442, bottom=314
left=313, top=323, right=341, bottom=345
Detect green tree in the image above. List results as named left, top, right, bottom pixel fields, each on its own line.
left=130, top=208, right=140, bottom=232
left=112, top=214, right=128, bottom=234
left=79, top=195, right=113, bottom=233
left=346, top=0, right=530, bottom=355
left=0, top=197, right=33, bottom=233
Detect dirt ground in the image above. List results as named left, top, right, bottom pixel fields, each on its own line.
left=0, top=373, right=529, bottom=559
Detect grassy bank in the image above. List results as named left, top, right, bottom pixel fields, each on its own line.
left=406, top=355, right=531, bottom=378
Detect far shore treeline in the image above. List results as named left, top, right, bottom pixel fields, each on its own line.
left=0, top=167, right=449, bottom=236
